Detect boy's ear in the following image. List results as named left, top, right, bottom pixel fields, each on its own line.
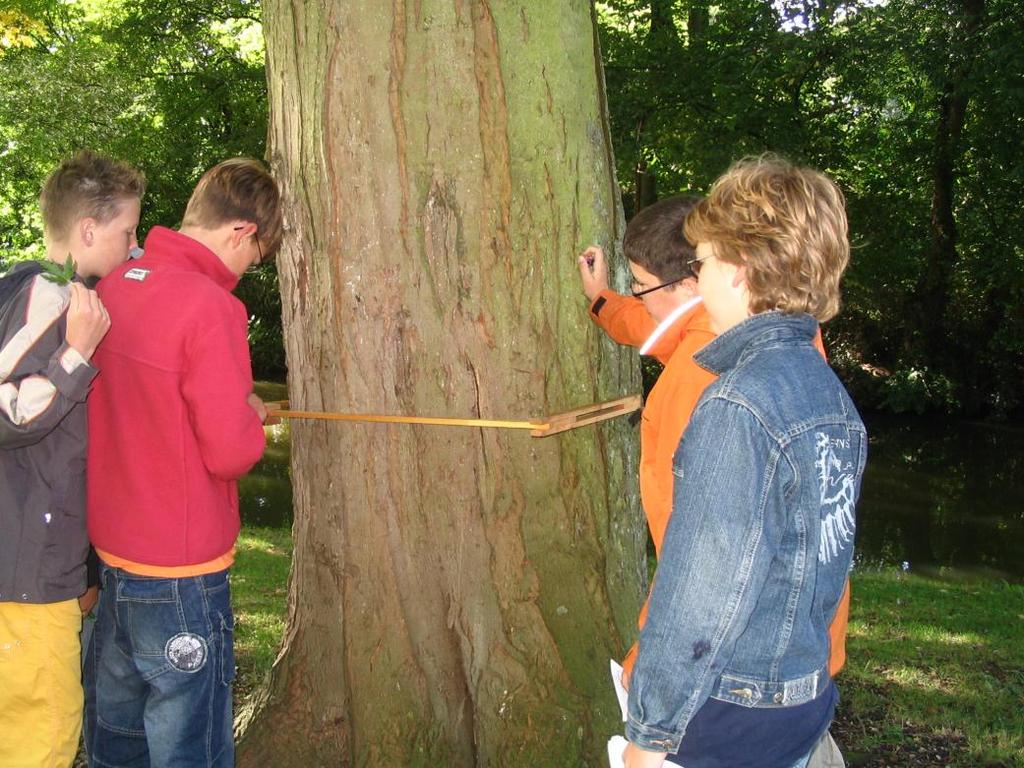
left=78, top=217, right=96, bottom=247
left=230, top=221, right=257, bottom=248
left=673, top=275, right=699, bottom=295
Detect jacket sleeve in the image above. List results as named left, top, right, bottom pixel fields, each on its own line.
left=590, top=290, right=692, bottom=364
left=625, top=397, right=784, bottom=752
left=180, top=304, right=265, bottom=480
left=589, top=290, right=657, bottom=346
left=0, top=278, right=96, bottom=449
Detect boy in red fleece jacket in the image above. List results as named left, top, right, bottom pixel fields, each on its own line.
left=84, top=158, right=282, bottom=767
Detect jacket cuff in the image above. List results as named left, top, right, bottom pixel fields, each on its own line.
left=59, top=345, right=88, bottom=374
left=590, top=288, right=619, bottom=318
left=49, top=342, right=97, bottom=402
left=624, top=715, right=682, bottom=753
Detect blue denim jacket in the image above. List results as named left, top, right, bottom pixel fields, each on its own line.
left=626, top=312, right=866, bottom=752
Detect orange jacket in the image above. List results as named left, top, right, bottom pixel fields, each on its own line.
left=589, top=289, right=850, bottom=681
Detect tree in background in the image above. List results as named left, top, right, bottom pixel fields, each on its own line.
left=2, top=0, right=1022, bottom=406
left=597, top=0, right=1024, bottom=416
left=1, top=3, right=133, bottom=255
left=235, top=2, right=643, bottom=764
left=0, top=0, right=284, bottom=375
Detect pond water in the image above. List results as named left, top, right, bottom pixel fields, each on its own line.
left=855, top=414, right=1024, bottom=582
left=240, top=386, right=1024, bottom=582
left=240, top=382, right=292, bottom=528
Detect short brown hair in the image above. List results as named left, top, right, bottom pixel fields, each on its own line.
left=624, top=196, right=701, bottom=282
left=39, top=150, right=145, bottom=243
left=182, top=158, right=283, bottom=260
left=684, top=155, right=849, bottom=321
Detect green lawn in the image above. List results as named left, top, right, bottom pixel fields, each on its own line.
left=233, top=526, right=293, bottom=701
left=231, top=532, right=1024, bottom=767
left=834, top=569, right=1024, bottom=767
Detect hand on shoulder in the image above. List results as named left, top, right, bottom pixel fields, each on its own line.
left=65, top=282, right=111, bottom=361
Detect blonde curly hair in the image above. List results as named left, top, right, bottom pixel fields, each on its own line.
left=684, top=155, right=849, bottom=322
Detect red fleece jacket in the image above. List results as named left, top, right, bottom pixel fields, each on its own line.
left=87, top=227, right=266, bottom=567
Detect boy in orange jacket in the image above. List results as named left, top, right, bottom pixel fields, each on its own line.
left=578, top=197, right=850, bottom=688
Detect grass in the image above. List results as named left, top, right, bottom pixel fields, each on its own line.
left=233, top=526, right=293, bottom=701
left=231, top=532, right=1024, bottom=767
left=834, top=568, right=1024, bottom=767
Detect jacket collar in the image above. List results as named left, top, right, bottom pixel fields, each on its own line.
left=142, top=226, right=239, bottom=292
left=640, top=296, right=704, bottom=355
left=695, top=311, right=818, bottom=375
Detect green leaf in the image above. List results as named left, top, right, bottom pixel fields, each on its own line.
left=38, top=254, right=77, bottom=285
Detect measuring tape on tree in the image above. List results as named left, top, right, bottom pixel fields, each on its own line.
left=265, top=395, right=640, bottom=437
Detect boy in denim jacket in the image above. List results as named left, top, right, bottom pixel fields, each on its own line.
left=622, top=156, right=866, bottom=768
left=578, top=199, right=851, bottom=693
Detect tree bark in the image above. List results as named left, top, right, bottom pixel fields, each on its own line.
left=918, top=0, right=986, bottom=365
left=631, top=0, right=679, bottom=215
left=238, top=2, right=643, bottom=765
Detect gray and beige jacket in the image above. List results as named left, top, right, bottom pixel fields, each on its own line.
left=0, top=262, right=96, bottom=603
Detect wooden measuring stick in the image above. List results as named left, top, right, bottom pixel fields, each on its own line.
left=530, top=395, right=641, bottom=437
left=265, top=394, right=640, bottom=438
left=266, top=406, right=543, bottom=431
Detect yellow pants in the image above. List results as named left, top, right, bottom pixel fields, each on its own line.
left=0, top=599, right=83, bottom=768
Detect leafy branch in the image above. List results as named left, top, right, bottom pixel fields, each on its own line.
left=38, top=255, right=76, bottom=286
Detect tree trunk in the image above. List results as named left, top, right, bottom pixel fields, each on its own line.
left=237, top=2, right=643, bottom=765
left=631, top=0, right=679, bottom=216
left=633, top=118, right=658, bottom=216
left=917, top=0, right=986, bottom=366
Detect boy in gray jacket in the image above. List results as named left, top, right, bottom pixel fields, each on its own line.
left=0, top=150, right=143, bottom=767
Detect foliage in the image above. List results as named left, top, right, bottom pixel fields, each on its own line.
left=597, top=0, right=1024, bottom=417
left=0, top=0, right=283, bottom=374
left=38, top=254, right=77, bottom=285
left=880, top=366, right=960, bottom=415
left=237, top=263, right=285, bottom=378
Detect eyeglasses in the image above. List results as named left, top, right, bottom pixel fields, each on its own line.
left=631, top=252, right=715, bottom=297
left=631, top=277, right=682, bottom=298
left=686, top=252, right=714, bottom=276
left=234, top=225, right=263, bottom=267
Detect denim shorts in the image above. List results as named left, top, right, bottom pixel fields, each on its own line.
left=84, top=566, right=235, bottom=767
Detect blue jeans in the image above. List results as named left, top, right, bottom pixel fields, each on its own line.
left=84, top=566, right=235, bottom=767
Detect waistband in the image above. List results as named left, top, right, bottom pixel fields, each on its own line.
left=710, top=663, right=830, bottom=708
left=97, top=547, right=234, bottom=578
left=99, top=563, right=230, bottom=589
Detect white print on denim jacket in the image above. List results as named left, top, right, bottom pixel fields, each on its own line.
left=815, top=432, right=857, bottom=565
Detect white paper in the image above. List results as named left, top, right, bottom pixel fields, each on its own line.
left=610, top=659, right=629, bottom=722
left=607, top=735, right=630, bottom=768
left=606, top=735, right=684, bottom=768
